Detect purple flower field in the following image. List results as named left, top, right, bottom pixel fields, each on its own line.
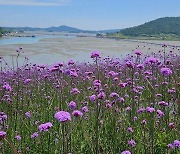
left=0, top=45, right=180, bottom=154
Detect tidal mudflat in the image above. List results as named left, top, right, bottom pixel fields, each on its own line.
left=1, top=33, right=180, bottom=65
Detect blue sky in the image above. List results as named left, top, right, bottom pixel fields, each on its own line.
left=0, top=0, right=180, bottom=30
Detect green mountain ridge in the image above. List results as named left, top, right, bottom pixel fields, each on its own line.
left=119, top=17, right=180, bottom=37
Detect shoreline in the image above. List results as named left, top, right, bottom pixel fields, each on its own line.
left=99, top=36, right=180, bottom=47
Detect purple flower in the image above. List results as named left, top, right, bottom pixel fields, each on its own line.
left=24, top=79, right=31, bottom=85
left=113, top=77, right=118, bottom=82
left=0, top=131, right=6, bottom=139
left=126, top=107, right=131, bottom=111
left=108, top=71, right=115, bottom=76
left=89, top=94, right=96, bottom=102
left=0, top=112, right=7, bottom=122
left=135, top=49, right=142, bottom=56
left=2, top=83, right=12, bottom=92
left=127, top=127, right=134, bottom=133
left=156, top=93, right=162, bottom=97
left=54, top=111, right=71, bottom=122
left=91, top=51, right=101, bottom=58
left=141, top=119, right=147, bottom=125
left=146, top=107, right=155, bottom=113
left=128, top=139, right=136, bottom=147
left=145, top=57, right=160, bottom=64
left=169, top=122, right=175, bottom=129
left=31, top=132, right=39, bottom=139
left=173, top=140, right=180, bottom=148
left=93, top=80, right=101, bottom=87
left=68, top=60, right=75, bottom=65
left=137, top=64, right=144, bottom=69
left=38, top=122, right=53, bottom=132
left=97, top=92, right=106, bottom=99
left=70, top=71, right=78, bottom=77
left=70, top=88, right=80, bottom=95
left=158, top=101, right=169, bottom=107
left=110, top=92, right=119, bottom=98
left=25, top=111, right=31, bottom=118
left=121, top=150, right=131, bottom=154
left=133, top=116, right=138, bottom=121
left=15, top=135, right=21, bottom=140
left=118, top=97, right=125, bottom=103
left=157, top=109, right=164, bottom=118
left=137, top=107, right=145, bottom=113
left=50, top=67, right=59, bottom=72
left=72, top=110, right=83, bottom=117
left=82, top=106, right=88, bottom=113
left=106, top=103, right=112, bottom=109
left=119, top=82, right=127, bottom=88
left=35, top=121, right=39, bottom=125
left=167, top=144, right=174, bottom=149
left=168, top=89, right=176, bottom=94
left=161, top=67, right=172, bottom=76
left=126, top=61, right=134, bottom=68
left=69, top=101, right=76, bottom=110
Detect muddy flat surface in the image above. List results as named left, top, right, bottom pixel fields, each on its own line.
left=0, top=32, right=180, bottom=65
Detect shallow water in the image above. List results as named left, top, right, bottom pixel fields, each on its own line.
left=0, top=34, right=75, bottom=45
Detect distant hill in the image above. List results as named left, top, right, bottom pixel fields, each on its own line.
left=2, top=25, right=121, bottom=34
left=120, top=17, right=180, bottom=37
left=45, top=25, right=83, bottom=33
left=3, top=25, right=84, bottom=33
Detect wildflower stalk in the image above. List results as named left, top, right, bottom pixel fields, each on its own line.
left=131, top=67, right=135, bottom=125
left=4, top=138, right=17, bottom=154
left=95, top=56, right=100, bottom=154
left=48, top=132, right=51, bottom=153
left=62, top=123, right=66, bottom=153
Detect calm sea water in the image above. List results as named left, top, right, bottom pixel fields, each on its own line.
left=0, top=34, right=75, bottom=45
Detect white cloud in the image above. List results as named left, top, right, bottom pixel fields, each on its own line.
left=0, top=0, right=71, bottom=6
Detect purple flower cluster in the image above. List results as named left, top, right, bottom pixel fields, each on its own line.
left=145, top=57, right=160, bottom=64
left=2, top=83, right=12, bottom=91
left=82, top=106, right=88, bottom=113
left=168, top=140, right=180, bottom=149
left=135, top=49, right=142, bottom=56
left=54, top=111, right=71, bottom=122
left=110, top=92, right=119, bottom=98
left=72, top=110, right=83, bottom=117
left=0, top=48, right=179, bottom=153
left=15, top=135, right=21, bottom=140
left=146, top=107, right=155, bottom=113
left=69, top=101, right=76, bottom=110
left=0, top=112, right=7, bottom=123
left=25, top=111, right=31, bottom=118
left=31, top=132, right=39, bottom=139
left=89, top=94, right=96, bottom=102
left=121, top=150, right=131, bottom=154
left=160, top=67, right=172, bottom=76
left=38, top=122, right=53, bottom=132
left=128, top=139, right=136, bottom=147
left=91, top=51, right=101, bottom=58
left=0, top=131, right=6, bottom=139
